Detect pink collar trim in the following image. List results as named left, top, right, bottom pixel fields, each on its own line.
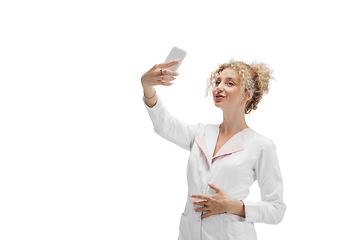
left=195, top=136, right=244, bottom=167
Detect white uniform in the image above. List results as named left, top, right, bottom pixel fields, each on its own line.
left=144, top=97, right=286, bottom=240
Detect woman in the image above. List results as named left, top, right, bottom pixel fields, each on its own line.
left=141, top=59, right=286, bottom=240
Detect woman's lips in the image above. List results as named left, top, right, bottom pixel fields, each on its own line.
left=215, top=94, right=225, bottom=100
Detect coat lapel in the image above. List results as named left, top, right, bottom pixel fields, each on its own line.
left=215, top=142, right=244, bottom=158
left=195, top=136, right=211, bottom=167
left=195, top=125, right=219, bottom=168
left=195, top=125, right=246, bottom=168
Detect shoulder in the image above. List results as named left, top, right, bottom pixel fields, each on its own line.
left=204, top=123, right=219, bottom=130
left=246, top=129, right=276, bottom=150
left=194, top=123, right=218, bottom=132
left=194, top=123, right=218, bottom=135
left=245, top=130, right=279, bottom=168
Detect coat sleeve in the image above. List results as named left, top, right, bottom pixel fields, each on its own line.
left=143, top=97, right=200, bottom=151
left=243, top=140, right=287, bottom=224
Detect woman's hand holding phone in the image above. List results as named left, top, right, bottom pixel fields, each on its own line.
left=141, top=46, right=186, bottom=108
left=141, top=60, right=180, bottom=88
left=141, top=60, right=180, bottom=108
left=141, top=46, right=186, bottom=87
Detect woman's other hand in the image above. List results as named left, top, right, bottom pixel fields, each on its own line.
left=141, top=60, right=180, bottom=88
left=190, top=182, right=246, bottom=219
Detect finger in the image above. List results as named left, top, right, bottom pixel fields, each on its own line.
left=192, top=200, right=208, bottom=206
left=194, top=206, right=210, bottom=212
left=156, top=59, right=181, bottom=69
left=159, top=80, right=173, bottom=86
left=189, top=194, right=211, bottom=201
left=201, top=211, right=214, bottom=219
left=159, top=69, right=179, bottom=76
left=149, top=69, right=177, bottom=79
left=157, top=75, right=176, bottom=82
left=152, top=76, right=175, bottom=86
left=208, top=182, right=222, bottom=193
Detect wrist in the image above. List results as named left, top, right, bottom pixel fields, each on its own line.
left=141, top=80, right=149, bottom=89
left=227, top=198, right=245, bottom=217
left=142, top=84, right=153, bottom=91
left=144, top=86, right=156, bottom=99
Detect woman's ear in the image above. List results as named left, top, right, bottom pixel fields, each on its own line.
left=246, top=89, right=254, bottom=101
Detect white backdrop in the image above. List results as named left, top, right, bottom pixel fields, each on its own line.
left=1, top=0, right=360, bottom=239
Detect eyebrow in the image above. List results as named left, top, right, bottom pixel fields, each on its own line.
left=216, top=77, right=236, bottom=81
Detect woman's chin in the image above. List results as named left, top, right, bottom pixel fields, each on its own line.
left=214, top=102, right=224, bottom=109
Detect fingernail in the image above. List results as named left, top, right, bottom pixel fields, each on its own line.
left=208, top=182, right=212, bottom=185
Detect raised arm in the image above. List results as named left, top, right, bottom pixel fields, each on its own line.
left=141, top=60, right=200, bottom=151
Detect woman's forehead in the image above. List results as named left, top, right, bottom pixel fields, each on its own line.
left=217, top=68, right=240, bottom=80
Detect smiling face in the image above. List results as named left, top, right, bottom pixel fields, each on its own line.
left=212, top=68, right=251, bottom=110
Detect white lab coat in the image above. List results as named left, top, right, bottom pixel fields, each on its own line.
left=143, top=97, right=286, bottom=240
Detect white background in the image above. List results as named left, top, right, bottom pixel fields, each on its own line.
left=1, top=0, right=360, bottom=239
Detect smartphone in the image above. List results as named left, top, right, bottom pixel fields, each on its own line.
left=164, top=46, right=187, bottom=72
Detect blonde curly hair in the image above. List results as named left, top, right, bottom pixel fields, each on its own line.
left=206, top=59, right=274, bottom=114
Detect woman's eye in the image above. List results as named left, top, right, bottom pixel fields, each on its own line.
left=215, top=81, right=220, bottom=85
left=228, top=82, right=234, bottom=86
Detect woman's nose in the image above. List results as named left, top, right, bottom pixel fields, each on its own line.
left=216, top=83, right=225, bottom=92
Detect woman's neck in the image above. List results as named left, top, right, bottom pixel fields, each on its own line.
left=220, top=108, right=248, bottom=135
